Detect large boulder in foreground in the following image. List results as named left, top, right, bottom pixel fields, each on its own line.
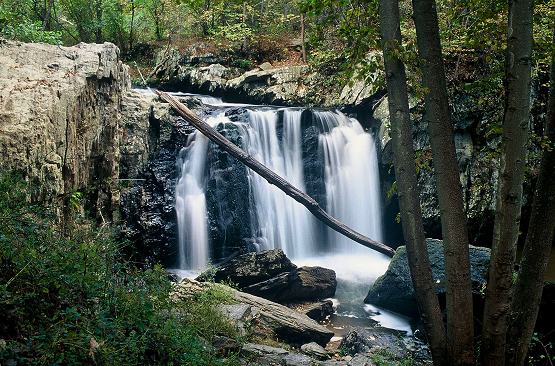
left=173, top=279, right=334, bottom=347
left=197, top=249, right=337, bottom=304
left=364, top=238, right=490, bottom=316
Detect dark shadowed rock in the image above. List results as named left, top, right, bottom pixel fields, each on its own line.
left=244, top=266, right=337, bottom=303
left=339, top=327, right=431, bottom=364
left=196, top=249, right=296, bottom=286
left=302, top=300, right=335, bottom=321
left=364, top=238, right=490, bottom=316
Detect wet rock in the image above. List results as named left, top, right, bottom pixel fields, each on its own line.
left=197, top=249, right=296, bottom=286
left=340, top=327, right=430, bottom=363
left=244, top=266, right=337, bottom=303
left=206, top=122, right=252, bottom=258
left=364, top=239, right=490, bottom=316
left=301, top=342, right=330, bottom=360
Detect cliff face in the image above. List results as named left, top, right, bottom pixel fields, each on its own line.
left=0, top=40, right=130, bottom=218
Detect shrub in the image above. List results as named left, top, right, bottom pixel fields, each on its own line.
left=0, top=173, right=239, bottom=365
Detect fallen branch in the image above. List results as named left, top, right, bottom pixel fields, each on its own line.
left=156, top=90, right=395, bottom=257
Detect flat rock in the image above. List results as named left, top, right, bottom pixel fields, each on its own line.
left=301, top=342, right=330, bottom=360
left=241, top=343, right=289, bottom=356
left=173, top=279, right=334, bottom=347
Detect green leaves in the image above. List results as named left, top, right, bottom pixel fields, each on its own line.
left=0, top=173, right=240, bottom=366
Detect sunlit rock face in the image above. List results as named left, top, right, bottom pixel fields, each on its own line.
left=0, top=40, right=130, bottom=218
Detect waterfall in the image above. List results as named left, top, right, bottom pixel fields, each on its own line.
left=175, top=113, right=229, bottom=270
left=316, top=111, right=384, bottom=252
left=243, top=109, right=317, bottom=258
left=174, top=100, right=384, bottom=269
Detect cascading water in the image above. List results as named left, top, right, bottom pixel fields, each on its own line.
left=316, top=111, right=384, bottom=251
left=168, top=91, right=411, bottom=335
left=243, top=109, right=317, bottom=258
left=175, top=130, right=210, bottom=270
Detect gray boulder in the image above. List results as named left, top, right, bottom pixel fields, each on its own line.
left=173, top=279, right=334, bottom=347
left=364, top=238, right=490, bottom=316
left=301, top=342, right=330, bottom=360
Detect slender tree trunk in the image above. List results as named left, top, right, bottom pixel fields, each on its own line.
left=378, top=1, right=448, bottom=364
left=43, top=0, right=54, bottom=30
left=411, top=0, right=475, bottom=364
left=505, top=25, right=555, bottom=366
left=95, top=0, right=103, bottom=43
left=301, top=13, right=307, bottom=63
left=156, top=91, right=396, bottom=257
left=481, top=1, right=534, bottom=365
left=129, top=0, right=135, bottom=52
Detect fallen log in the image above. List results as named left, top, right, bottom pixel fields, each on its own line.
left=156, top=90, right=395, bottom=257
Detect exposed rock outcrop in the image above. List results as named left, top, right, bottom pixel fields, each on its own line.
left=364, top=238, right=490, bottom=316
left=243, top=266, right=337, bottom=303
left=0, top=40, right=130, bottom=217
left=151, top=48, right=384, bottom=109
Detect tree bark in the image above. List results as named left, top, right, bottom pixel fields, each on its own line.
left=481, top=0, right=534, bottom=364
left=301, top=13, right=307, bottom=63
left=129, top=0, right=135, bottom=52
left=505, top=25, right=555, bottom=366
left=378, top=1, right=448, bottom=364
left=95, top=0, right=103, bottom=43
left=156, top=91, right=395, bottom=257
left=411, top=0, right=475, bottom=364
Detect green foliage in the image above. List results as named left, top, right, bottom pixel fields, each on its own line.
left=0, top=3, right=62, bottom=44
left=527, top=333, right=555, bottom=366
left=370, top=348, right=415, bottom=366
left=0, top=173, right=239, bottom=366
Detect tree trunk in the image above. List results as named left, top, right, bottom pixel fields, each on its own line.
left=155, top=91, right=395, bottom=257
left=411, top=0, right=475, bottom=364
left=301, top=13, right=307, bottom=63
left=481, top=0, right=534, bottom=364
left=95, top=0, right=103, bottom=43
left=43, top=0, right=55, bottom=31
left=505, top=25, right=555, bottom=366
left=129, top=0, right=135, bottom=52
left=378, top=1, right=448, bottom=364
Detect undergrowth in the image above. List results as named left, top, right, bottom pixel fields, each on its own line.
left=0, top=173, right=239, bottom=365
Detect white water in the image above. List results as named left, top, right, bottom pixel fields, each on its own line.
left=243, top=109, right=317, bottom=258
left=174, top=104, right=386, bottom=267
left=170, top=96, right=413, bottom=334
left=316, top=111, right=384, bottom=252
left=175, top=113, right=233, bottom=269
